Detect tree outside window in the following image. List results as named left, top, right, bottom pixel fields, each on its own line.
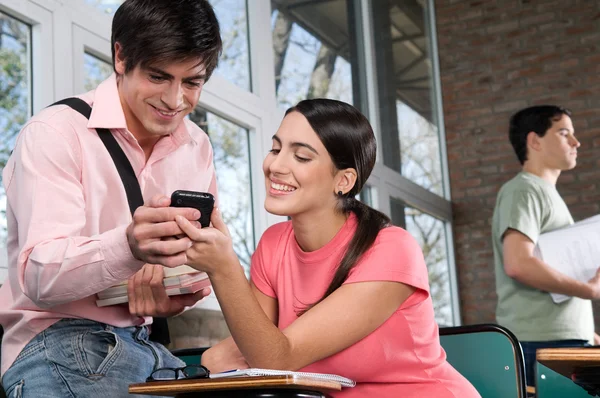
left=0, top=13, right=31, bottom=244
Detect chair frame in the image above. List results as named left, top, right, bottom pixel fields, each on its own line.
left=439, top=323, right=527, bottom=398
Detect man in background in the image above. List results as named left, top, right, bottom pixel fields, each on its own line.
left=492, top=105, right=600, bottom=387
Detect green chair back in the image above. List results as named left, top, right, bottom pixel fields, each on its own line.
left=439, top=324, right=526, bottom=398
left=536, top=362, right=590, bottom=398
left=170, top=347, right=209, bottom=366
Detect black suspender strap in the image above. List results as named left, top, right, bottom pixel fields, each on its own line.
left=50, top=97, right=171, bottom=346
left=51, top=98, right=144, bottom=214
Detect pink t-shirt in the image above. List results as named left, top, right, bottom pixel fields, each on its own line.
left=0, top=74, right=218, bottom=374
left=251, top=214, right=480, bottom=398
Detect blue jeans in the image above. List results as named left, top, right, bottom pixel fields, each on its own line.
left=521, top=339, right=590, bottom=387
left=2, top=319, right=185, bottom=398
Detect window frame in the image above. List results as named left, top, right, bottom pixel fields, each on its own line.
left=0, top=0, right=461, bottom=324
left=0, top=0, right=54, bottom=280
left=359, top=0, right=461, bottom=325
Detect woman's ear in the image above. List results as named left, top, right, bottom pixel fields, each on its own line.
left=335, top=168, right=358, bottom=196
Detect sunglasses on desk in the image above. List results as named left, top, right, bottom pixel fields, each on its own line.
left=146, top=364, right=210, bottom=382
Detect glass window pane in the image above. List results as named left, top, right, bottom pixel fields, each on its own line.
left=397, top=103, right=443, bottom=195
left=83, top=0, right=252, bottom=91
left=83, top=0, right=124, bottom=15
left=372, top=1, right=444, bottom=196
left=357, top=185, right=374, bottom=207
left=390, top=199, right=453, bottom=326
left=210, top=0, right=251, bottom=90
left=84, top=53, right=113, bottom=91
left=0, top=13, right=31, bottom=245
left=189, top=109, right=255, bottom=271
left=271, top=1, right=356, bottom=109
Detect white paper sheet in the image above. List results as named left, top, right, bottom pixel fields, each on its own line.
left=534, top=215, right=600, bottom=303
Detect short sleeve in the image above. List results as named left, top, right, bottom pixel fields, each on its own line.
left=345, top=227, right=430, bottom=294
left=496, top=190, right=543, bottom=244
left=250, top=222, right=291, bottom=299
left=250, top=238, right=276, bottom=298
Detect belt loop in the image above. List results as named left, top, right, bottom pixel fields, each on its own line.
left=134, top=325, right=148, bottom=342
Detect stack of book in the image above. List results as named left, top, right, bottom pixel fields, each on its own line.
left=96, top=265, right=211, bottom=307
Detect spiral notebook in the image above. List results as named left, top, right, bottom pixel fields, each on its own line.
left=209, top=368, right=356, bottom=388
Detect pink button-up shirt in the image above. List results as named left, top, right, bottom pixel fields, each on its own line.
left=0, top=74, right=218, bottom=374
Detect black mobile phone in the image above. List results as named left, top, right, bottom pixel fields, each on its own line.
left=170, top=190, right=215, bottom=228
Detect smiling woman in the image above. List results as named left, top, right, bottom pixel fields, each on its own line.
left=263, top=111, right=348, bottom=222
left=176, top=98, right=481, bottom=398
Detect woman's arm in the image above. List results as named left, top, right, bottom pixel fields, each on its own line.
left=213, top=265, right=414, bottom=370
left=177, top=212, right=415, bottom=370
left=202, top=282, right=278, bottom=372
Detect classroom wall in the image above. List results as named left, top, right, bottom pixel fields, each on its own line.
left=435, top=0, right=600, bottom=326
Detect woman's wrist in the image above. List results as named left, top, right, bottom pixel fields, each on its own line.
left=207, top=256, right=245, bottom=281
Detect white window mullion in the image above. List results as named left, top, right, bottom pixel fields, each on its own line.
left=241, top=0, right=286, bottom=229
left=52, top=6, right=73, bottom=100
left=72, top=25, right=111, bottom=94
left=376, top=163, right=453, bottom=222
left=360, top=0, right=382, bottom=164
left=247, top=0, right=277, bottom=109
left=0, top=0, right=55, bottom=111
left=426, top=0, right=461, bottom=325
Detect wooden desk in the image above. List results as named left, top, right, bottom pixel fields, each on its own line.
left=129, top=375, right=342, bottom=397
left=537, top=347, right=600, bottom=396
left=537, top=347, right=600, bottom=379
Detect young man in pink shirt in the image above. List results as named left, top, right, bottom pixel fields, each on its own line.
left=0, top=1, right=222, bottom=396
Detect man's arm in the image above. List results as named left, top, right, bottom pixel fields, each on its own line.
left=503, top=229, right=600, bottom=299
left=11, top=122, right=199, bottom=308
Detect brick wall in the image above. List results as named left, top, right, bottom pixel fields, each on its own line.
left=435, top=0, right=600, bottom=325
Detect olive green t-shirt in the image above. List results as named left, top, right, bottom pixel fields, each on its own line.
left=492, top=172, right=594, bottom=342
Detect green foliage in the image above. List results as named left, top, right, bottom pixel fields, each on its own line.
left=0, top=48, right=27, bottom=172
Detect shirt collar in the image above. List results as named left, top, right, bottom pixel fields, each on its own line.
left=87, top=73, right=196, bottom=146
left=88, top=74, right=127, bottom=130
left=171, top=118, right=196, bottom=146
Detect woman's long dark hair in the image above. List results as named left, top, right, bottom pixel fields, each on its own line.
left=287, top=99, right=391, bottom=314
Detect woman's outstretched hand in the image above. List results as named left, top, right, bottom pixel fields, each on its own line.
left=175, top=208, right=239, bottom=275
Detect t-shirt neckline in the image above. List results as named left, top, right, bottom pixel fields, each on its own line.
left=292, top=213, right=357, bottom=264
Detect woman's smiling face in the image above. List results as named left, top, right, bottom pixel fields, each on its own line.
left=262, top=111, right=340, bottom=218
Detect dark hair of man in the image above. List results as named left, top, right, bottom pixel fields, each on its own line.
left=111, top=0, right=222, bottom=81
left=508, top=105, right=572, bottom=165
left=286, top=99, right=391, bottom=315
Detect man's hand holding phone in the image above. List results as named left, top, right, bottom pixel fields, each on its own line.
left=126, top=194, right=200, bottom=268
